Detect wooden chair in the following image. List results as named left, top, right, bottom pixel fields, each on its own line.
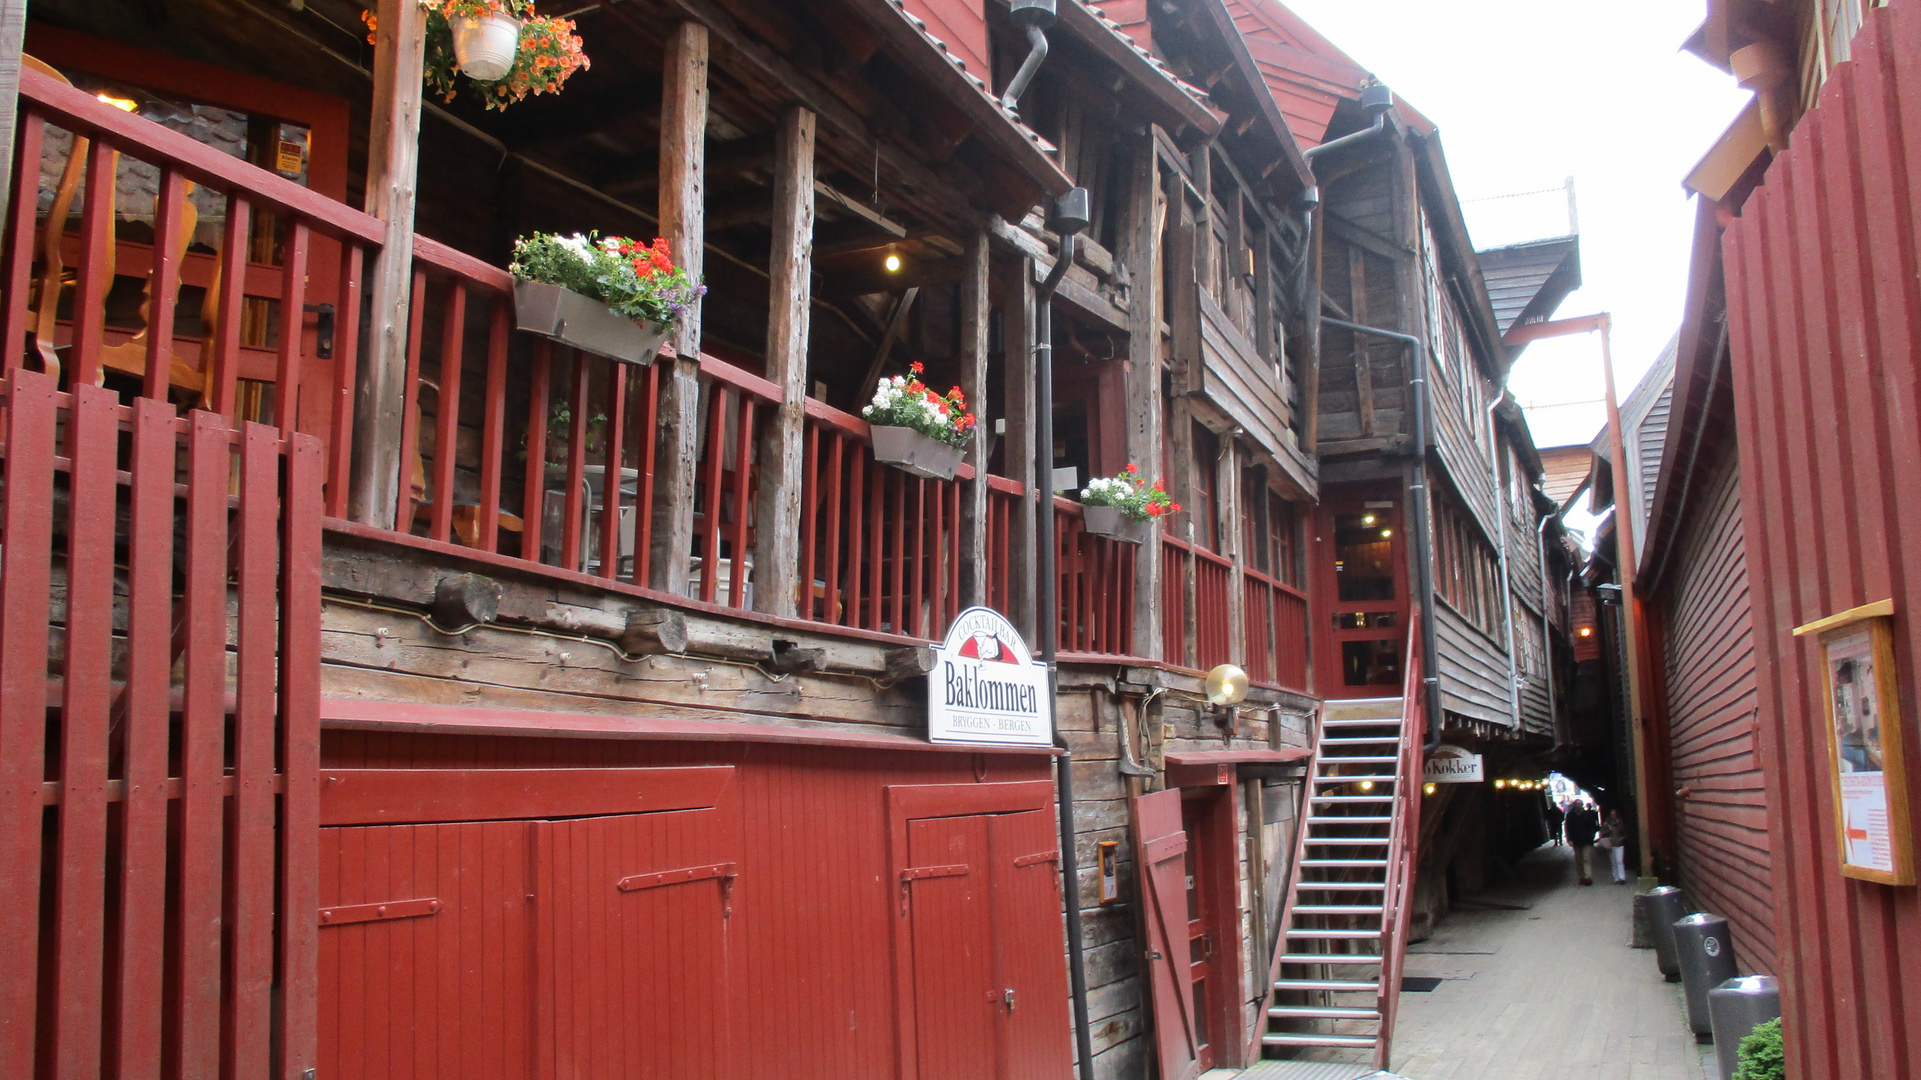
left=27, top=54, right=221, bottom=400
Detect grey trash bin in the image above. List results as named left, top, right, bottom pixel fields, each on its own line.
left=1640, top=886, right=1688, bottom=981
left=1673, top=913, right=1738, bottom=1037
left=1710, top=975, right=1781, bottom=1080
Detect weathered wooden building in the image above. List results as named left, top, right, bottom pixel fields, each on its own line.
left=1620, top=0, right=1921, bottom=1076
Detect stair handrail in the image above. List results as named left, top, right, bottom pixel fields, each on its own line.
left=1372, top=608, right=1425, bottom=1070
left=1244, top=700, right=1328, bottom=1065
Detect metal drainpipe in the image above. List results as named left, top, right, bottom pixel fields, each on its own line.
left=1000, top=0, right=1058, bottom=119
left=1537, top=514, right=1561, bottom=746
left=1292, top=84, right=1396, bottom=320
left=1320, top=316, right=1441, bottom=750
left=1489, top=394, right=1520, bottom=730
left=1037, top=187, right=1095, bottom=1080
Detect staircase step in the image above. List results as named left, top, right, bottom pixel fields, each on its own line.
left=1322, top=718, right=1402, bottom=728
left=1311, top=795, right=1394, bottom=803
left=1277, top=953, right=1384, bottom=965
left=1321, top=735, right=1401, bottom=745
left=1320, top=755, right=1400, bottom=765
left=1261, top=1034, right=1381, bottom=1049
left=1313, top=777, right=1396, bottom=786
left=1299, top=858, right=1389, bottom=868
left=1321, top=696, right=1404, bottom=718
left=1294, top=904, right=1384, bottom=915
left=1286, top=929, right=1383, bottom=939
left=1307, top=815, right=1394, bottom=824
left=1268, top=1005, right=1382, bottom=1021
left=1295, top=881, right=1386, bottom=891
left=1275, top=978, right=1382, bottom=992
left=1305, top=837, right=1391, bottom=846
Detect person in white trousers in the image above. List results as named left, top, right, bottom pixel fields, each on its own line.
left=1600, top=809, right=1630, bottom=884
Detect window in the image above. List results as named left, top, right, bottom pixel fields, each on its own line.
left=1433, top=487, right=1500, bottom=636
left=1191, top=422, right=1220, bottom=552
left=1270, top=495, right=1301, bottom=588
left=1333, top=512, right=1395, bottom=603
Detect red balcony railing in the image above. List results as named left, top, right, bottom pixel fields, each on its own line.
left=1055, top=498, right=1136, bottom=656
left=1244, top=568, right=1310, bottom=694
left=985, top=475, right=1023, bottom=616
left=1194, top=546, right=1233, bottom=670
left=1161, top=534, right=1191, bottom=666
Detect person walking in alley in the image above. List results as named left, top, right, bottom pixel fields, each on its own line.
left=1600, top=809, right=1630, bottom=884
left=1564, top=801, right=1600, bottom=885
left=1545, top=799, right=1565, bottom=847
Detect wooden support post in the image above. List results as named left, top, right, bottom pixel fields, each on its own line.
left=1350, top=245, right=1376, bottom=438
left=431, top=572, right=501, bottom=629
left=1002, top=257, right=1039, bottom=645
left=753, top=105, right=815, bottom=618
left=1301, top=206, right=1324, bottom=448
left=350, top=0, right=427, bottom=528
left=1221, top=440, right=1246, bottom=664
left=957, top=230, right=991, bottom=609
left=1124, top=134, right=1164, bottom=659
left=649, top=21, right=708, bottom=595
left=621, top=608, right=689, bottom=656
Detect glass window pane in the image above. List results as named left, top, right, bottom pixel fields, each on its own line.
left=1333, top=513, right=1396, bottom=602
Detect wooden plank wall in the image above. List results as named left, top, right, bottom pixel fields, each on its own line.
left=1650, top=440, right=1772, bottom=973
left=1317, top=161, right=1406, bottom=446
left=1719, top=2, right=1921, bottom=1073
left=1433, top=599, right=1511, bottom=726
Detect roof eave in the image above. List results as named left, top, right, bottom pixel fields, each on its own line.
left=1056, top=0, right=1224, bottom=137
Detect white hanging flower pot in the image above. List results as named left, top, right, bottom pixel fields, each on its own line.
left=450, top=11, right=521, bottom=82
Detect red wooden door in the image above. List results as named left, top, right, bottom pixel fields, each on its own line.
left=318, top=821, right=537, bottom=1080
left=1134, top=789, right=1202, bottom=1080
left=1179, top=797, right=1215, bottom=1072
left=906, top=815, right=999, bottom=1080
left=537, top=808, right=739, bottom=1079
left=1315, top=492, right=1408, bottom=696
left=987, top=810, right=1073, bottom=1080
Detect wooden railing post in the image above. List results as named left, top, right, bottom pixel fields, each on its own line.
left=1002, top=256, right=1039, bottom=645
left=649, top=20, right=708, bottom=595
left=957, top=230, right=991, bottom=610
left=753, top=105, right=814, bottom=617
left=350, top=0, right=426, bottom=528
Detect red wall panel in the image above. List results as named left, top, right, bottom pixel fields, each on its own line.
left=1721, top=2, right=1921, bottom=1075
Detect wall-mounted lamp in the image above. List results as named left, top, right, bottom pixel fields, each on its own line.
left=1203, top=663, right=1248, bottom=729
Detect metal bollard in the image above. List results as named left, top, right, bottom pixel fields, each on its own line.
left=1672, top=913, right=1737, bottom=1038
left=1639, top=886, right=1688, bottom=981
left=1710, top=975, right=1781, bottom=1080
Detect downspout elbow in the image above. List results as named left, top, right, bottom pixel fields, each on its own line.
left=1000, top=0, right=1059, bottom=119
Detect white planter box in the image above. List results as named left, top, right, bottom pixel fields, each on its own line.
left=869, top=425, right=963, bottom=480
left=514, top=281, right=669, bottom=365
left=1081, top=504, right=1148, bottom=544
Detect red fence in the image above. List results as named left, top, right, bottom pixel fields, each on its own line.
left=1055, top=499, right=1136, bottom=656
left=1244, top=569, right=1310, bottom=693
left=0, top=371, right=322, bottom=1079
left=3, top=67, right=379, bottom=450
left=1719, top=3, right=1921, bottom=1074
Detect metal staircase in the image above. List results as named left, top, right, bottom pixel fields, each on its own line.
left=1251, top=615, right=1425, bottom=1071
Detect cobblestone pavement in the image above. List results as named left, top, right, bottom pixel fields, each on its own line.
left=1385, top=843, right=1713, bottom=1080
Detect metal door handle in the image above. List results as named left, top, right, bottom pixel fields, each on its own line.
left=1004, top=989, right=1016, bottom=1012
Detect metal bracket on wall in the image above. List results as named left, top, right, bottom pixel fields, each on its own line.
left=318, top=897, right=441, bottom=926
left=898, top=863, right=969, bottom=916
left=618, top=861, right=741, bottom=918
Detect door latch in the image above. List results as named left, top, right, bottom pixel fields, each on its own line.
left=1004, top=989, right=1016, bottom=1012
left=304, top=302, right=336, bottom=359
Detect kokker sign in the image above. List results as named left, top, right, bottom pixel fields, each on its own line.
left=1423, top=744, right=1484, bottom=784
left=928, top=607, right=1053, bottom=746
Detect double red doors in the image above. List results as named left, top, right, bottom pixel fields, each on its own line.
left=317, top=804, right=740, bottom=1079
left=899, top=807, right=1072, bottom=1080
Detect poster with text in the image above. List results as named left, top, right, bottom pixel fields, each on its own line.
left=1819, top=623, right=1912, bottom=883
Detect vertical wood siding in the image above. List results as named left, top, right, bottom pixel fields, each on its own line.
left=1720, top=2, right=1921, bottom=1074
left=1651, top=442, right=1772, bottom=972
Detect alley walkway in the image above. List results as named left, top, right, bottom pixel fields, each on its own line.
left=1385, top=843, right=1710, bottom=1080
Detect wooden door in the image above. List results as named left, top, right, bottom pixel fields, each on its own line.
left=1179, top=797, right=1216, bottom=1072
left=1134, top=788, right=1202, bottom=1080
left=906, top=815, right=999, bottom=1080
left=537, top=807, right=740, bottom=1079
left=318, top=821, right=537, bottom=1080
left=1316, top=491, right=1408, bottom=696
left=987, top=810, right=1073, bottom=1080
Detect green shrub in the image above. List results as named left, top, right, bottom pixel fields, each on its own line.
left=1732, top=1017, right=1784, bottom=1080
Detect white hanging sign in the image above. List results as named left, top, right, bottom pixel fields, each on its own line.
left=928, top=607, right=1053, bottom=747
left=1423, top=744, right=1484, bottom=784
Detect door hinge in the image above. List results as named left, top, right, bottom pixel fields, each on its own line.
left=318, top=897, right=440, bottom=927
left=1012, top=850, right=1061, bottom=868
left=898, top=863, right=969, bottom=915
left=617, top=862, right=740, bottom=918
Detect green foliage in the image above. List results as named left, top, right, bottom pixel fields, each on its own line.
left=509, top=233, right=703, bottom=330
left=1732, top=1017, right=1784, bottom=1080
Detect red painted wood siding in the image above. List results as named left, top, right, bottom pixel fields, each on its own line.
left=1650, top=441, right=1773, bottom=973
left=903, top=0, right=989, bottom=87
left=318, top=733, right=1069, bottom=1080
left=1721, top=1, right=1921, bottom=1074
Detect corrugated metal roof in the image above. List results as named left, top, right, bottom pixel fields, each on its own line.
left=1221, top=0, right=1436, bottom=147
left=1477, top=236, right=1582, bottom=337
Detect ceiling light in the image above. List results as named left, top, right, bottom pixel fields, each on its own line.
left=1579, top=627, right=1593, bottom=638
left=1380, top=529, right=1392, bottom=538
left=1362, top=514, right=1376, bottom=525
left=884, top=244, right=902, bottom=273
left=1358, top=779, right=1374, bottom=792
left=1494, top=779, right=1506, bottom=788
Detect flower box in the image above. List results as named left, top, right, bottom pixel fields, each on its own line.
left=514, top=280, right=669, bottom=365
left=869, top=424, right=963, bottom=480
left=1081, top=504, right=1148, bottom=545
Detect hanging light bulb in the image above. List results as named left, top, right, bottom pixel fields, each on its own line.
left=883, top=244, right=902, bottom=273
left=1358, top=779, right=1374, bottom=792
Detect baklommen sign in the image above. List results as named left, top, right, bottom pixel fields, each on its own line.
left=928, top=607, right=1053, bottom=747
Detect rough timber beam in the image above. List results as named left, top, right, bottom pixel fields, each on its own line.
left=650, top=20, right=708, bottom=596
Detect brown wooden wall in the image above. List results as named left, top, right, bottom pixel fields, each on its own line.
left=1650, top=439, right=1772, bottom=973
left=1721, top=1, right=1921, bottom=1073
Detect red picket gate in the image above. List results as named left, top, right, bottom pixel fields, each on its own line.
left=0, top=371, right=322, bottom=1079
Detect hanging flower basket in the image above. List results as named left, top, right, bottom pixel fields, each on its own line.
left=861, top=361, right=975, bottom=481
left=869, top=424, right=964, bottom=480
left=449, top=11, right=521, bottom=81
left=509, top=232, right=702, bottom=365
left=1081, top=504, right=1149, bottom=545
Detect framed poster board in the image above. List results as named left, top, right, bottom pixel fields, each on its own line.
left=1794, top=599, right=1915, bottom=885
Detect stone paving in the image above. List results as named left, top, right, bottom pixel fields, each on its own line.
left=1386, top=843, right=1714, bottom=1080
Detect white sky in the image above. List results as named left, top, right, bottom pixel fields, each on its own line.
left=1277, top=0, right=1753, bottom=449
